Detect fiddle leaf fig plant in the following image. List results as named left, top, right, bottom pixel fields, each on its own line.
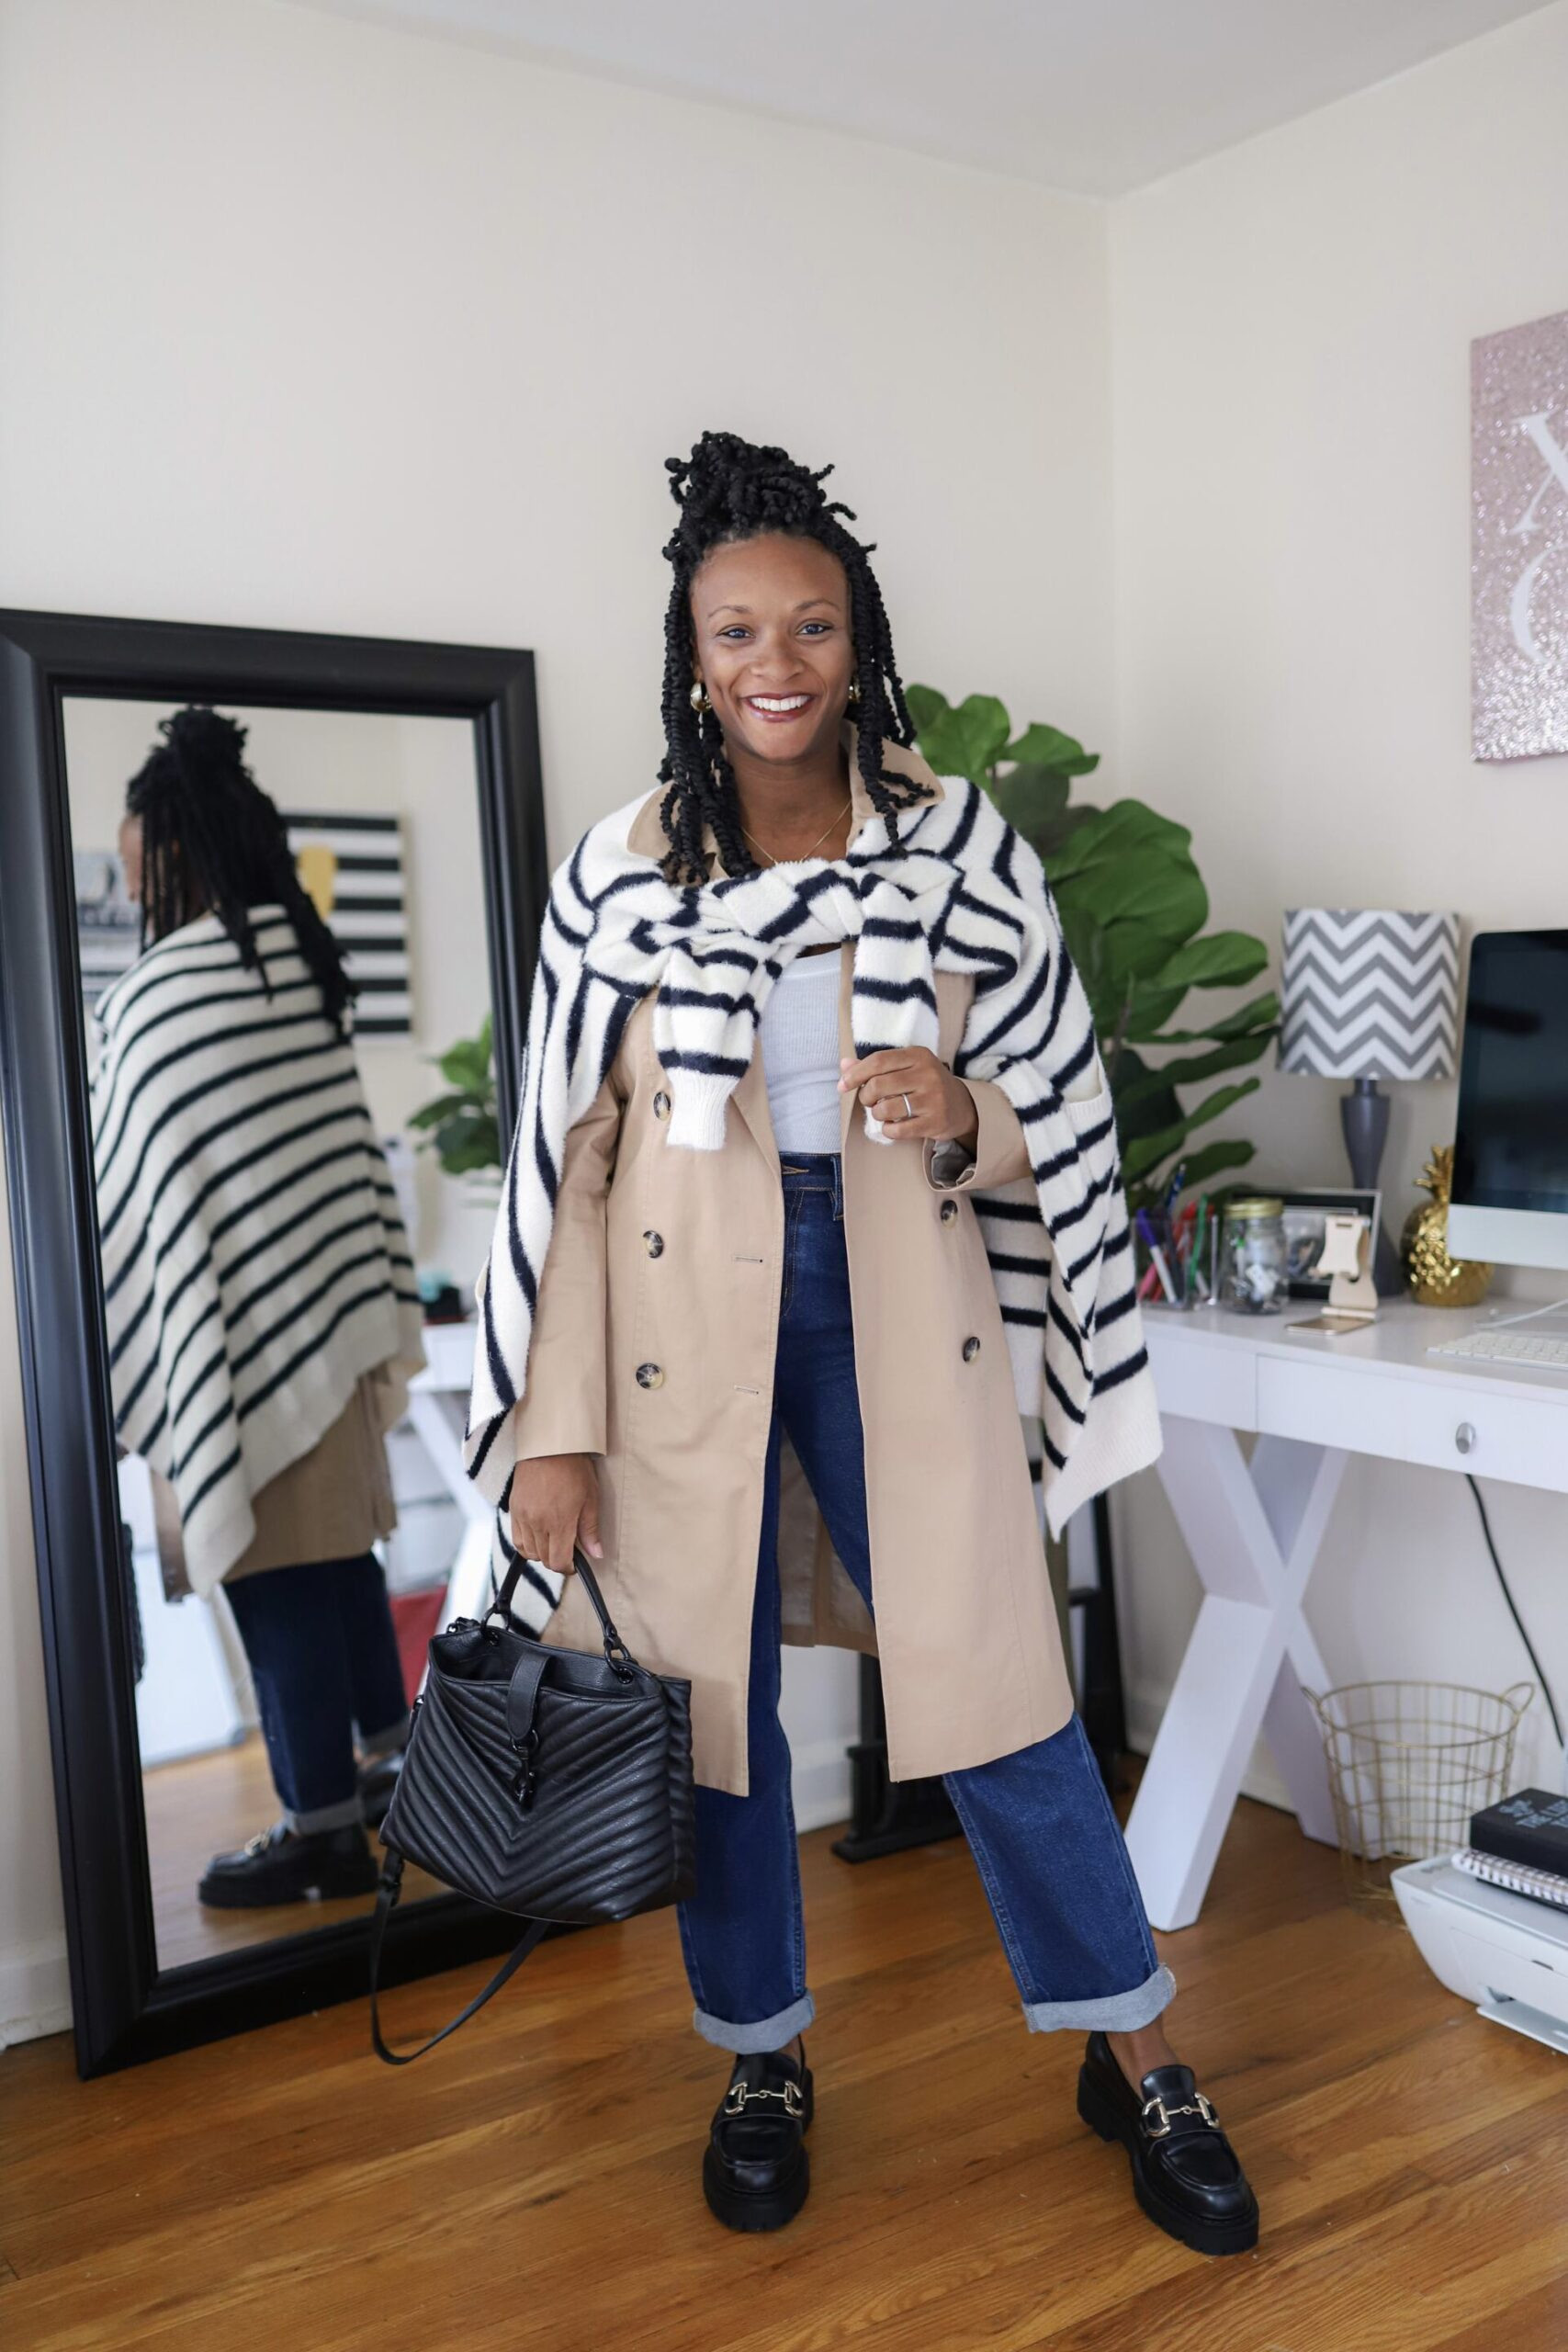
left=408, top=1012, right=502, bottom=1177
left=906, top=684, right=1277, bottom=1207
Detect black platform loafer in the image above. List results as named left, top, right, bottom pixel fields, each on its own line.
left=198, top=1819, right=379, bottom=1909
left=1077, top=2031, right=1258, bottom=2256
left=703, top=2043, right=814, bottom=2233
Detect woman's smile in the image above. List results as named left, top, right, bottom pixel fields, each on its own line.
left=743, top=692, right=816, bottom=722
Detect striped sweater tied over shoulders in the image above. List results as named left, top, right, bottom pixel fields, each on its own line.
left=92, top=907, right=426, bottom=1597
left=467, top=775, right=1160, bottom=1537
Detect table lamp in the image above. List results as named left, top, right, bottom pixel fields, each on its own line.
left=1279, top=909, right=1461, bottom=1295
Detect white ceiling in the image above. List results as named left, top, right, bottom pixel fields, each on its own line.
left=294, top=0, right=1552, bottom=196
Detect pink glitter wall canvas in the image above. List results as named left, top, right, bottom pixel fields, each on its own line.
left=1472, top=306, right=1568, bottom=762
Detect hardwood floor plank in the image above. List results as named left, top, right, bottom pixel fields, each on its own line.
left=3, top=1791, right=1565, bottom=2352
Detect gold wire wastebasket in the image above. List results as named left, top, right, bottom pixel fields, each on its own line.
left=1303, top=1679, right=1534, bottom=1917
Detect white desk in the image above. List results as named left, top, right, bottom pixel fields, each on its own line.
left=406, top=1319, right=496, bottom=1627
left=1124, top=1298, right=1568, bottom=1932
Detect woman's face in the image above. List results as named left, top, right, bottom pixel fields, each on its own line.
left=689, top=532, right=854, bottom=769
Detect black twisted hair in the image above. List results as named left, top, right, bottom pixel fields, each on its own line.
left=125, top=705, right=354, bottom=1033
left=657, top=430, right=924, bottom=885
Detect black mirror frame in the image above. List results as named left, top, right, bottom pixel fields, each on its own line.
left=0, top=608, right=547, bottom=2075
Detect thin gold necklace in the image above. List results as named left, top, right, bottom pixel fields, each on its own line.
left=740, top=797, right=852, bottom=868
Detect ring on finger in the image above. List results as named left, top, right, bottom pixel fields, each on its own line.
left=901, top=1091, right=915, bottom=1121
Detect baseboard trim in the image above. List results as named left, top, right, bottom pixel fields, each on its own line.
left=0, top=1937, right=73, bottom=2049
left=789, top=1737, right=852, bottom=1835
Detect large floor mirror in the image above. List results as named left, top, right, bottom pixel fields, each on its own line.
left=0, top=611, right=546, bottom=2074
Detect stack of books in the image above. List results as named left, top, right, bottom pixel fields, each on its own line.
left=1453, top=1787, right=1568, bottom=1913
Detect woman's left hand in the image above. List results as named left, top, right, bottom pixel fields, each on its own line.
left=839, top=1047, right=979, bottom=1150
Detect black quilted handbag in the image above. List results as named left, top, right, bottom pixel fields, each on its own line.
left=368, top=1547, right=695, bottom=2064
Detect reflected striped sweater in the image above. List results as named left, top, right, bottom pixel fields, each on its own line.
left=92, top=909, right=425, bottom=1596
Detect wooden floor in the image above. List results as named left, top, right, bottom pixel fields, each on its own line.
left=5, top=1781, right=1568, bottom=2352
left=143, top=1731, right=445, bottom=1968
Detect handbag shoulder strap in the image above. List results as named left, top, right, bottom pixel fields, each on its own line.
left=368, top=1855, right=551, bottom=2065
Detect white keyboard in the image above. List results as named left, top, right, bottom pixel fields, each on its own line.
left=1428, top=1330, right=1568, bottom=1371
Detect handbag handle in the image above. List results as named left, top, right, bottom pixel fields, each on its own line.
left=491, top=1544, right=637, bottom=1677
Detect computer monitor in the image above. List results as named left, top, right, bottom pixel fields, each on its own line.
left=1448, top=930, right=1568, bottom=1273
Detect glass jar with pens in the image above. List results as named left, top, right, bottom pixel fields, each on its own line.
left=1133, top=1171, right=1221, bottom=1311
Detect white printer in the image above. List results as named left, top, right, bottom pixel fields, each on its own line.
left=1393, top=1857, right=1568, bottom=2053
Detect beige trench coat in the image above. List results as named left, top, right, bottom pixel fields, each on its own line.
left=511, top=741, right=1085, bottom=1795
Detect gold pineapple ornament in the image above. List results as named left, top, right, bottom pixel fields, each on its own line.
left=1401, top=1146, right=1495, bottom=1307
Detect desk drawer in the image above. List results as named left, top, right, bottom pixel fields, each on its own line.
left=1257, top=1355, right=1568, bottom=1493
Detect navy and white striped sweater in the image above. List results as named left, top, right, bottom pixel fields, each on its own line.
left=466, top=774, right=1159, bottom=1538
left=92, top=909, right=425, bottom=1595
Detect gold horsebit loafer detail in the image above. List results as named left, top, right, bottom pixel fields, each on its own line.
left=1141, top=2089, right=1221, bottom=2139
left=723, top=2077, right=806, bottom=2120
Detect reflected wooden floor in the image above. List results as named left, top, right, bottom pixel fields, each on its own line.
left=5, top=1777, right=1568, bottom=2351
left=143, top=1731, right=445, bottom=1968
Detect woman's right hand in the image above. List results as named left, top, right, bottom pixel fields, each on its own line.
left=509, top=1453, right=602, bottom=1574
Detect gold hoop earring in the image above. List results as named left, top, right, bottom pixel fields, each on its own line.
left=690, top=680, right=712, bottom=714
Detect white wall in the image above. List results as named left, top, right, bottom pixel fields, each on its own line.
left=1108, top=1, right=1568, bottom=1801
left=0, top=0, right=1112, bottom=2040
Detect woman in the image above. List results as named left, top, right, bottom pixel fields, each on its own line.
left=95, top=707, right=425, bottom=1907
left=466, top=435, right=1258, bottom=2254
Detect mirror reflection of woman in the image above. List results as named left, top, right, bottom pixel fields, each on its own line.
left=94, top=707, right=425, bottom=1908
left=468, top=435, right=1259, bottom=2254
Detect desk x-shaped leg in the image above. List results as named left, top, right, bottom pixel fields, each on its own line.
left=1122, top=1419, right=1348, bottom=1930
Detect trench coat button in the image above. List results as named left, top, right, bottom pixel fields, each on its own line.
left=962, top=1336, right=981, bottom=1363
left=643, top=1229, right=664, bottom=1258
left=636, top=1362, right=664, bottom=1389
left=653, top=1090, right=671, bottom=1121
left=940, top=1199, right=959, bottom=1225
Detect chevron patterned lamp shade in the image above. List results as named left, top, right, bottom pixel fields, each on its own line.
left=1279, top=910, right=1461, bottom=1081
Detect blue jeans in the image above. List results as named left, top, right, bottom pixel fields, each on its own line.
left=675, top=1153, right=1175, bottom=2054
left=224, top=1551, right=411, bottom=1833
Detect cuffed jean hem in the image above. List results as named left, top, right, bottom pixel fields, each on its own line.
left=692, top=1990, right=816, bottom=2055
left=286, top=1795, right=366, bottom=1836
left=1021, top=1962, right=1177, bottom=2036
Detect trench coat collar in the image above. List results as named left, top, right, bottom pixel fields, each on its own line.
left=624, top=721, right=946, bottom=1169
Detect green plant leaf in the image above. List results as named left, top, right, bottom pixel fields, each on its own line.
left=438, top=1037, right=492, bottom=1089
left=988, top=762, right=1071, bottom=838
left=407, top=1091, right=477, bottom=1131
left=1058, top=899, right=1122, bottom=1039
left=1114, top=1029, right=1274, bottom=1108
left=439, top=1123, right=503, bottom=1175
left=1151, top=931, right=1270, bottom=992
left=1035, top=802, right=1099, bottom=863
left=1109, top=1046, right=1180, bottom=1143
left=1120, top=1077, right=1261, bottom=1184
left=903, top=682, right=950, bottom=737
left=1048, top=801, right=1208, bottom=985
left=1164, top=1137, right=1257, bottom=1193
left=909, top=689, right=1011, bottom=782
left=1137, top=989, right=1280, bottom=1046
left=1001, top=723, right=1099, bottom=779
left=1119, top=978, right=1188, bottom=1046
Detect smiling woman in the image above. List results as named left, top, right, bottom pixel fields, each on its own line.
left=653, top=433, right=931, bottom=884
left=457, top=431, right=1258, bottom=2253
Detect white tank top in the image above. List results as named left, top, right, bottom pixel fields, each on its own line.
left=760, top=950, right=843, bottom=1154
